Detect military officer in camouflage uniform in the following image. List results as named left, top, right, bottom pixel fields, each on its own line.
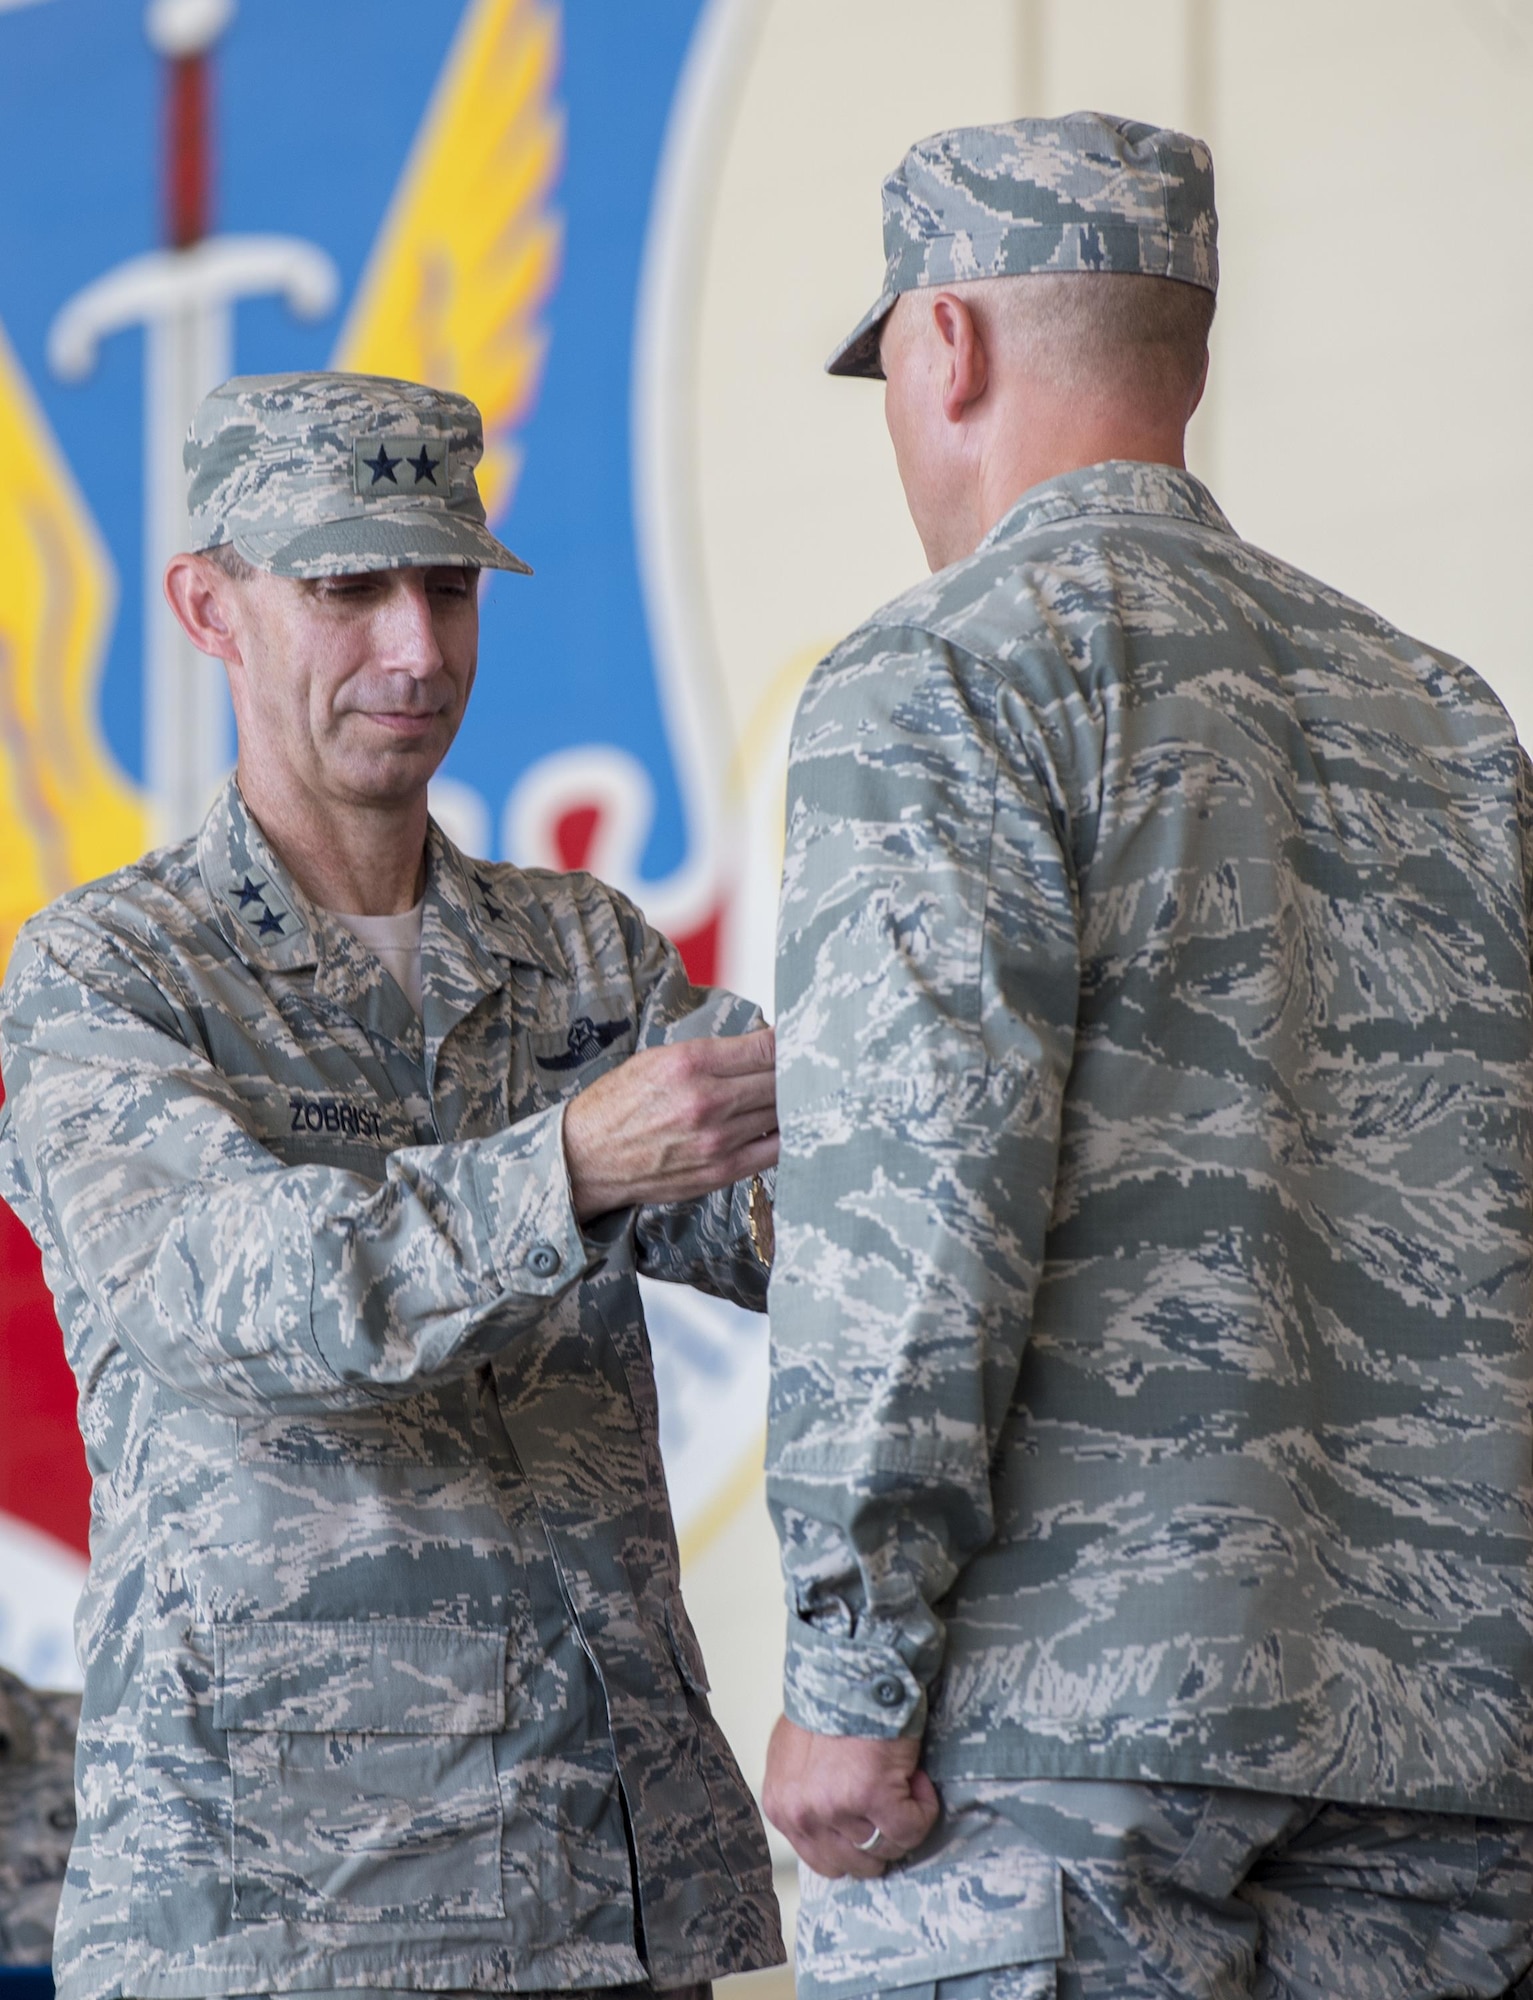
left=0, top=372, right=784, bottom=2000
left=761, top=114, right=1533, bottom=1997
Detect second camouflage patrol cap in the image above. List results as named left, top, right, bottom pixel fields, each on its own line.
left=828, top=111, right=1218, bottom=380
left=183, top=370, right=533, bottom=578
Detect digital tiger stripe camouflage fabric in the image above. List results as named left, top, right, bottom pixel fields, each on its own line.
left=0, top=780, right=782, bottom=2000
left=827, top=114, right=1217, bottom=378
left=767, top=460, right=1533, bottom=1833
left=797, top=1779, right=1533, bottom=2000
left=184, top=371, right=533, bottom=578
left=0, top=1669, right=78, bottom=1967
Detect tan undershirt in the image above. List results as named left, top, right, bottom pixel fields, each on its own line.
left=328, top=895, right=425, bottom=1016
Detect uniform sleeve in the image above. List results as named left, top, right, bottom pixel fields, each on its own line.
left=1516, top=747, right=1533, bottom=961
left=0, top=917, right=593, bottom=1418
left=616, top=894, right=772, bottom=1313
left=765, top=625, right=1081, bottom=1738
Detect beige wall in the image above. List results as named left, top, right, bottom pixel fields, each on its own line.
left=680, top=4, right=1533, bottom=1981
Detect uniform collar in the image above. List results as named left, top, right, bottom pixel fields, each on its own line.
left=426, top=822, right=568, bottom=981
left=979, top=458, right=1235, bottom=552
left=199, top=779, right=319, bottom=975
left=198, top=778, right=567, bottom=1047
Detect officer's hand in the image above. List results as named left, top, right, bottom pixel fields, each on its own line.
left=762, top=1713, right=940, bottom=1880
left=562, top=1027, right=778, bottom=1221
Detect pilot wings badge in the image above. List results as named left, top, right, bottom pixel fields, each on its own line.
left=535, top=1013, right=633, bottom=1070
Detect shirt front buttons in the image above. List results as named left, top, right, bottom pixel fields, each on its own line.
left=872, top=1677, right=905, bottom=1709
left=525, top=1241, right=562, bottom=1278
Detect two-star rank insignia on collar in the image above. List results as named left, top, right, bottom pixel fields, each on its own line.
left=227, top=878, right=291, bottom=943
left=354, top=436, right=452, bottom=498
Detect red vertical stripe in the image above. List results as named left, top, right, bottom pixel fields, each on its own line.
left=166, top=54, right=210, bottom=248
left=0, top=1079, right=89, bottom=1555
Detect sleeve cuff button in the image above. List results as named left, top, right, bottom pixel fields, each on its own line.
left=525, top=1242, right=562, bottom=1278
left=872, top=1677, right=905, bottom=1708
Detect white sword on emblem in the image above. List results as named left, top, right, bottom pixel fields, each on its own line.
left=45, top=0, right=340, bottom=844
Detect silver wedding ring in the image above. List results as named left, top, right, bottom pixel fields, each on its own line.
left=855, top=1826, right=890, bottom=1855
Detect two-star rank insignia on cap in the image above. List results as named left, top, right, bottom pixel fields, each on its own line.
left=354, top=436, right=451, bottom=497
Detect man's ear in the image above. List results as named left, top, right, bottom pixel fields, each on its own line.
left=930, top=292, right=988, bottom=424
left=163, top=553, right=242, bottom=664
left=1186, top=345, right=1211, bottom=423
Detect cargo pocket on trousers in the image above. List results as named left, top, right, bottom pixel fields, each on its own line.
left=793, top=1836, right=1063, bottom=2000
left=216, top=1619, right=507, bottom=1923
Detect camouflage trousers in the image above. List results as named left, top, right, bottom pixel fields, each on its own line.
left=803, top=1781, right=1533, bottom=2000
left=213, top=1985, right=711, bottom=1999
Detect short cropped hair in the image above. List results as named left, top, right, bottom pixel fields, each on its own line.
left=960, top=270, right=1215, bottom=401
left=202, top=542, right=260, bottom=583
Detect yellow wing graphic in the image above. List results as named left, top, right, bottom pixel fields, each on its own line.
left=333, top=0, right=563, bottom=524
left=0, top=316, right=146, bottom=974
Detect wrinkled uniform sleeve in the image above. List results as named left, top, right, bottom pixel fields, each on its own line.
left=618, top=892, right=772, bottom=1313
left=0, top=914, right=590, bottom=1417
left=766, top=625, right=1081, bottom=1737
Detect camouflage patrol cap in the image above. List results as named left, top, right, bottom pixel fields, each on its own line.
left=829, top=111, right=1218, bottom=380
left=183, top=370, right=532, bottom=577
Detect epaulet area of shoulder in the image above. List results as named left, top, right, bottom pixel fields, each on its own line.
left=828, top=538, right=1058, bottom=680
left=1237, top=535, right=1512, bottom=731
left=468, top=858, right=625, bottom=917
left=459, top=857, right=636, bottom=968
left=13, top=835, right=206, bottom=959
